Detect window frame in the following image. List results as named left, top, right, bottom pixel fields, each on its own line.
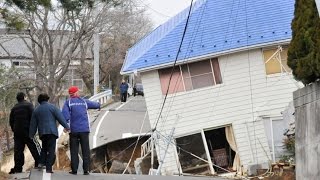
left=158, top=58, right=222, bottom=95
left=263, top=46, right=291, bottom=76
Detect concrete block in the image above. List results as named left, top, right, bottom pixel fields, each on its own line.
left=308, top=102, right=317, bottom=140
left=295, top=84, right=320, bottom=180
left=315, top=81, right=320, bottom=90
left=311, top=91, right=316, bottom=102
left=316, top=86, right=320, bottom=100
left=296, top=146, right=307, bottom=180
left=300, top=85, right=307, bottom=96
left=295, top=96, right=304, bottom=107
left=295, top=106, right=306, bottom=143
left=306, top=84, right=314, bottom=94
left=308, top=144, right=318, bottom=178
left=293, top=98, right=298, bottom=108
left=247, top=163, right=269, bottom=176
left=305, top=93, right=313, bottom=104
left=315, top=101, right=320, bottom=137
left=293, top=89, right=300, bottom=100
left=311, top=82, right=317, bottom=93
left=302, top=95, right=307, bottom=105
left=247, top=164, right=259, bottom=176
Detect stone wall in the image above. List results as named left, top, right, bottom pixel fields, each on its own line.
left=293, top=82, right=320, bottom=180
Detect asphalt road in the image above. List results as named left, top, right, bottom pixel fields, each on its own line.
left=89, top=96, right=152, bottom=149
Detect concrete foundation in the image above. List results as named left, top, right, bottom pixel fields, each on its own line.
left=293, top=81, right=320, bottom=180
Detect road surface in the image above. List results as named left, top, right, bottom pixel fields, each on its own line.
left=27, top=169, right=228, bottom=180
left=89, top=96, right=152, bottom=149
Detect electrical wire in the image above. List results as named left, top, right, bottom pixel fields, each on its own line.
left=153, top=0, right=195, bottom=130
left=91, top=0, right=299, bottom=177
left=158, top=0, right=208, bottom=132
left=243, top=0, right=259, bottom=164
left=155, top=130, right=250, bottom=179
left=136, top=0, right=170, bottom=18
left=151, top=0, right=297, bottom=177
left=113, top=1, right=202, bottom=172
left=122, top=111, right=148, bottom=174
left=90, top=128, right=153, bottom=173
left=150, top=0, right=245, bottom=176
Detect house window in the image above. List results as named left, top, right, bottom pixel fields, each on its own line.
left=264, top=47, right=291, bottom=75
left=158, top=59, right=222, bottom=95
left=12, top=61, right=20, bottom=66
left=159, top=67, right=185, bottom=95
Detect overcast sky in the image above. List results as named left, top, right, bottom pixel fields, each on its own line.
left=142, top=0, right=192, bottom=27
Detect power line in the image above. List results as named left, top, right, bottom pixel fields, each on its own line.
left=159, top=0, right=208, bottom=132
left=136, top=0, right=171, bottom=18
left=153, top=0, right=195, bottom=130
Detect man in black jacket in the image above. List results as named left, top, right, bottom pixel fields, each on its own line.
left=9, top=92, right=41, bottom=174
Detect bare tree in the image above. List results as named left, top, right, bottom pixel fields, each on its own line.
left=0, top=0, right=125, bottom=103
left=77, top=0, right=153, bottom=94
left=0, top=64, right=20, bottom=151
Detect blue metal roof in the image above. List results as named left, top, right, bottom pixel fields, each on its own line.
left=122, top=0, right=294, bottom=73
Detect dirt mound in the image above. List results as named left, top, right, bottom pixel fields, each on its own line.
left=54, top=146, right=71, bottom=171
left=0, top=171, right=8, bottom=179
left=0, top=148, right=35, bottom=173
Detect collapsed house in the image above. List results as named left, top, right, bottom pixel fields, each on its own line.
left=121, top=0, right=301, bottom=176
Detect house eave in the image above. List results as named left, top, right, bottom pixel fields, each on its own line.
left=121, top=39, right=291, bottom=75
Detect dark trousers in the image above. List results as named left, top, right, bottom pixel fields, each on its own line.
left=121, top=92, right=127, bottom=102
left=14, top=135, right=41, bottom=171
left=70, top=132, right=90, bottom=173
left=39, top=134, right=57, bottom=172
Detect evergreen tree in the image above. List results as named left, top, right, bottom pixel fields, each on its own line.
left=288, top=0, right=320, bottom=85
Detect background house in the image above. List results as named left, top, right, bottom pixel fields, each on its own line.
left=122, top=0, right=300, bottom=176
left=0, top=29, right=90, bottom=93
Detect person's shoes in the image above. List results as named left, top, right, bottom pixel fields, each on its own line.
left=69, top=171, right=77, bottom=175
left=9, top=168, right=16, bottom=174
left=83, top=171, right=89, bottom=175
left=9, top=168, right=22, bottom=174
left=37, top=164, right=45, bottom=170
left=46, top=170, right=53, bottom=173
left=9, top=168, right=15, bottom=174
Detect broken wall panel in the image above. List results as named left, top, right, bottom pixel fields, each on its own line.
left=91, top=136, right=150, bottom=174
left=176, top=133, right=210, bottom=175
left=91, top=145, right=108, bottom=173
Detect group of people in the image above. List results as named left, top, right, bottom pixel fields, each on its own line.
left=9, top=86, right=100, bottom=175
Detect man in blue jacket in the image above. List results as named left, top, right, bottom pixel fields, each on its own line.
left=120, top=79, right=129, bottom=103
left=62, top=86, right=100, bottom=175
left=29, top=93, right=70, bottom=173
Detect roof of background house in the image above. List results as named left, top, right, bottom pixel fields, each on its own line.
left=121, top=0, right=294, bottom=74
left=0, top=29, right=93, bottom=59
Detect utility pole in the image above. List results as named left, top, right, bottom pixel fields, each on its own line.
left=93, top=33, right=100, bottom=95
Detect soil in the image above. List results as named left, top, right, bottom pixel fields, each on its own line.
left=53, top=146, right=71, bottom=171
left=252, top=168, right=295, bottom=180
left=0, top=147, right=35, bottom=173
left=0, top=171, right=9, bottom=179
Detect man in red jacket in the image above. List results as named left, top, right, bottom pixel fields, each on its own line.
left=62, top=86, right=100, bottom=175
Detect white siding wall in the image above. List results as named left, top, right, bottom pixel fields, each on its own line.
left=141, top=48, right=300, bottom=175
